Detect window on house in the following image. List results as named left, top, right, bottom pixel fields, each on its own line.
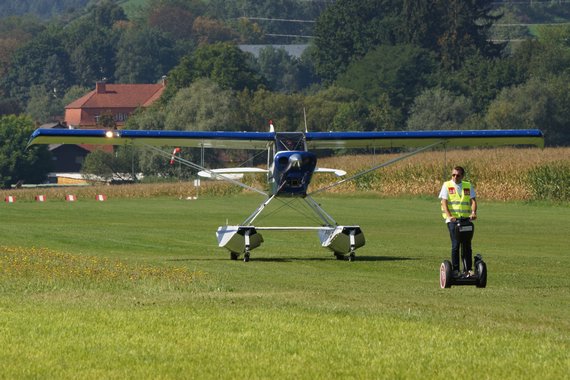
left=115, top=113, right=128, bottom=122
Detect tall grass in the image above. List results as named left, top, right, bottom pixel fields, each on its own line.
left=0, top=246, right=202, bottom=292
left=311, top=147, right=570, bottom=201
left=2, top=147, right=568, bottom=201
left=526, top=160, right=570, bottom=201
left=0, top=180, right=241, bottom=201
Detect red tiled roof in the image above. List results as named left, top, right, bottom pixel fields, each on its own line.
left=66, top=84, right=165, bottom=109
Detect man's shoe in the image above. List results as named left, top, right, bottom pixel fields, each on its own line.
left=464, top=270, right=475, bottom=278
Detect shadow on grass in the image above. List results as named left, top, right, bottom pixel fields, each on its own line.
left=167, top=255, right=417, bottom=263
left=251, top=256, right=417, bottom=263
left=352, top=255, right=418, bottom=262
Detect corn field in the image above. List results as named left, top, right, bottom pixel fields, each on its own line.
left=311, top=147, right=570, bottom=201
left=2, top=147, right=569, bottom=202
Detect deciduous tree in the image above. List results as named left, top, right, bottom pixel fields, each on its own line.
left=2, top=30, right=73, bottom=106
left=439, top=0, right=503, bottom=69
left=148, top=4, right=195, bottom=40
left=166, top=42, right=263, bottom=97
left=0, top=114, right=52, bottom=188
left=312, top=0, right=400, bottom=82
left=81, top=146, right=139, bottom=183
left=164, top=78, right=241, bottom=131
left=407, top=87, right=474, bottom=131
left=25, top=85, right=63, bottom=124
left=304, top=86, right=361, bottom=132
left=486, top=76, right=570, bottom=146
left=192, top=16, right=237, bottom=45
left=66, top=26, right=118, bottom=86
left=249, top=88, right=304, bottom=131
left=335, top=44, right=436, bottom=111
left=115, top=27, right=177, bottom=84
left=440, top=53, right=527, bottom=113
left=257, top=46, right=309, bottom=93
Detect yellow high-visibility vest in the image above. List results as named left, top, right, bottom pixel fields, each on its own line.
left=442, top=180, right=472, bottom=219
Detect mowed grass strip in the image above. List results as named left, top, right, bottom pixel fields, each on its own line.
left=0, top=196, right=568, bottom=378
left=1, top=303, right=565, bottom=379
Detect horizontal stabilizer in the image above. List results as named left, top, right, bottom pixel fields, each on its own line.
left=198, top=167, right=268, bottom=180
left=314, top=167, right=346, bottom=177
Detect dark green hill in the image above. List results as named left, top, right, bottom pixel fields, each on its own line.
left=0, top=0, right=92, bottom=20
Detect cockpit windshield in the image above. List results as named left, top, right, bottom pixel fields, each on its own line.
left=275, top=132, right=307, bottom=151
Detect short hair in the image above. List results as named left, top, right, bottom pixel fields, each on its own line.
left=453, top=166, right=465, bottom=175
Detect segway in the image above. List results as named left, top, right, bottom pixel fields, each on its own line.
left=439, top=218, right=487, bottom=289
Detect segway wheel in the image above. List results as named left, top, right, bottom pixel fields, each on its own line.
left=440, top=260, right=453, bottom=289
left=475, top=260, right=487, bottom=288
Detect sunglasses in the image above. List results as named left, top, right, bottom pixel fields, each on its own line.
left=452, top=174, right=462, bottom=177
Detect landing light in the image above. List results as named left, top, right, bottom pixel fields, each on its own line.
left=105, top=130, right=115, bottom=138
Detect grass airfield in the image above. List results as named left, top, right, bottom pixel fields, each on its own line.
left=0, top=194, right=568, bottom=378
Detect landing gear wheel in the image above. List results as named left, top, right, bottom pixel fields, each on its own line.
left=440, top=260, right=453, bottom=288
left=230, top=252, right=239, bottom=260
left=334, top=253, right=345, bottom=260
left=475, top=260, right=487, bottom=288
left=348, top=252, right=355, bottom=262
left=243, top=251, right=250, bottom=262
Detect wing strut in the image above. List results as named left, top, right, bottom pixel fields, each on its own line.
left=304, top=195, right=338, bottom=226
left=144, top=144, right=268, bottom=196
left=309, top=140, right=445, bottom=196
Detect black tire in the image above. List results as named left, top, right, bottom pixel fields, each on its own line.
left=334, top=253, right=345, bottom=260
left=476, top=260, right=487, bottom=288
left=440, top=260, right=453, bottom=289
left=230, top=252, right=239, bottom=260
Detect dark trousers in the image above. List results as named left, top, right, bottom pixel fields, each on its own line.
left=447, top=220, right=474, bottom=272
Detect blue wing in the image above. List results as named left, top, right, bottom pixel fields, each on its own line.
left=28, top=128, right=544, bottom=149
left=27, top=129, right=275, bottom=150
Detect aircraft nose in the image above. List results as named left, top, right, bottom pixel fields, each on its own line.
left=289, top=154, right=302, bottom=168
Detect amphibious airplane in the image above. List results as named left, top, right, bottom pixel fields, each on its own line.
left=28, top=126, right=544, bottom=262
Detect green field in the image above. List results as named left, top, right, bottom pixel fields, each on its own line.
left=1, top=195, right=568, bottom=378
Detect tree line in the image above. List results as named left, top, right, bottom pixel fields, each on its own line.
left=1, top=0, right=570, bottom=186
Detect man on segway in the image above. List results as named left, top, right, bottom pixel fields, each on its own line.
left=439, top=166, right=477, bottom=278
